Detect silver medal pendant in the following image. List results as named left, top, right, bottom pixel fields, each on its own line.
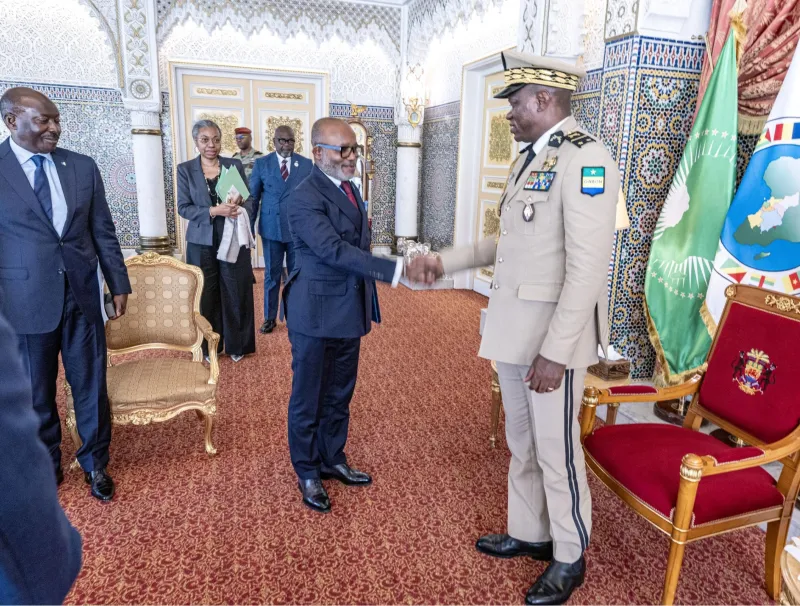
left=523, top=203, right=535, bottom=222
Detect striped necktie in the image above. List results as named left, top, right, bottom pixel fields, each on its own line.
left=30, top=155, right=54, bottom=222
left=280, top=158, right=288, bottom=181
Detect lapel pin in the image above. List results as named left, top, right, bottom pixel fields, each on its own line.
left=61, top=161, right=66, bottom=166
left=294, top=161, right=299, bottom=167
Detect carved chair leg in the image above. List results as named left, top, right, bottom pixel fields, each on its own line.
left=201, top=412, right=217, bottom=455
left=490, top=369, right=502, bottom=449
left=765, top=517, right=790, bottom=600
left=605, top=402, right=620, bottom=425
left=662, top=539, right=686, bottom=605
left=65, top=409, right=83, bottom=469
left=662, top=455, right=702, bottom=605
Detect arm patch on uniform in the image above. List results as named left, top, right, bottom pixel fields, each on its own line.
left=565, top=131, right=596, bottom=148
left=581, top=167, right=605, bottom=196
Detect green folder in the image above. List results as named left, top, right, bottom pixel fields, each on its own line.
left=215, top=164, right=250, bottom=202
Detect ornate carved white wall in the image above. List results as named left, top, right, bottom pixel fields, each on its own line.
left=0, top=0, right=118, bottom=87
left=156, top=0, right=401, bottom=62
left=158, top=22, right=398, bottom=106
left=410, top=0, right=519, bottom=106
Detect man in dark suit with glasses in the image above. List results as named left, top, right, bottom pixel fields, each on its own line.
left=250, top=125, right=313, bottom=335
left=283, top=118, right=403, bottom=513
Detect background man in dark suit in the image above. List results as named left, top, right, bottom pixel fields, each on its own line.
left=0, top=301, right=82, bottom=604
left=0, top=87, right=131, bottom=501
left=250, top=125, right=313, bottom=334
left=283, top=118, right=403, bottom=513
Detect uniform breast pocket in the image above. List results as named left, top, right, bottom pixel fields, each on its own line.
left=510, top=192, right=551, bottom=237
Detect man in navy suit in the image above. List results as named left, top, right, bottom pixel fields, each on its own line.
left=0, top=301, right=82, bottom=604
left=0, top=87, right=131, bottom=501
left=250, top=125, right=313, bottom=335
left=284, top=118, right=403, bottom=513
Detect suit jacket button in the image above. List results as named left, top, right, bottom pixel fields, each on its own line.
left=58, top=269, right=64, bottom=274
left=354, top=284, right=359, bottom=290
left=59, top=241, right=64, bottom=247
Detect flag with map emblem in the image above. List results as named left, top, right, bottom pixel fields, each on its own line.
left=705, top=42, right=800, bottom=323
left=644, top=29, right=738, bottom=385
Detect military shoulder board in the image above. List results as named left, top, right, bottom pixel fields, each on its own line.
left=564, top=131, right=596, bottom=148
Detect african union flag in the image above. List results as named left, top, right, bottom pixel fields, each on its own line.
left=705, top=42, right=800, bottom=324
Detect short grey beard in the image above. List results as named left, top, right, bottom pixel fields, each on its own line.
left=317, top=156, right=350, bottom=181
left=277, top=149, right=292, bottom=159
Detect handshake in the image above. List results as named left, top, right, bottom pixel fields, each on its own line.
left=404, top=255, right=445, bottom=285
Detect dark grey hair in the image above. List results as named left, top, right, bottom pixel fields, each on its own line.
left=192, top=119, right=221, bottom=141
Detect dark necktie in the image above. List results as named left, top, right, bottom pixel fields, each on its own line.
left=280, top=158, right=288, bottom=181
left=340, top=181, right=359, bottom=210
left=515, top=146, right=536, bottom=184
left=30, top=155, right=54, bottom=222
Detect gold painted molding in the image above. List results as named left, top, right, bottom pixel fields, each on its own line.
left=131, top=128, right=162, bottom=136
left=397, top=142, right=422, bottom=148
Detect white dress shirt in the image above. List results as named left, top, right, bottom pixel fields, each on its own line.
left=322, top=171, right=402, bottom=287
left=278, top=153, right=292, bottom=175
left=9, top=137, right=68, bottom=236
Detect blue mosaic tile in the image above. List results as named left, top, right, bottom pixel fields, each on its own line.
left=599, top=37, right=706, bottom=379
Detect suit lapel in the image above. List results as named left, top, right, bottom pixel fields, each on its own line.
left=52, top=148, right=76, bottom=234
left=311, top=166, right=362, bottom=229
left=0, top=139, right=58, bottom=234
left=192, top=156, right=213, bottom=205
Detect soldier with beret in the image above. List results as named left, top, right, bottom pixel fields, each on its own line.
left=232, top=126, right=263, bottom=182
left=409, top=51, right=621, bottom=605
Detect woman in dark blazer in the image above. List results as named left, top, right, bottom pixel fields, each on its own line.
left=177, top=119, right=256, bottom=362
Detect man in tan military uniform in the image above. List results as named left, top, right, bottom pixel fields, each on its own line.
left=232, top=127, right=263, bottom=181
left=409, top=51, right=620, bottom=605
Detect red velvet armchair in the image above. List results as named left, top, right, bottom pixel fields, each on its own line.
left=580, top=285, right=800, bottom=604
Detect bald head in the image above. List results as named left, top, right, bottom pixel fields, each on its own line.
left=311, top=118, right=359, bottom=181
left=1, top=87, right=61, bottom=153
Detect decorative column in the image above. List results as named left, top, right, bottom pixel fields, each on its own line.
left=118, top=0, right=172, bottom=255
left=394, top=119, right=422, bottom=250
left=130, top=110, right=171, bottom=254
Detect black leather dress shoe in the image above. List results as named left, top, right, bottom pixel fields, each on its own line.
left=476, top=534, right=553, bottom=561
left=525, top=557, right=585, bottom=605
left=55, top=465, right=64, bottom=486
left=320, top=463, right=372, bottom=486
left=84, top=468, right=115, bottom=501
left=259, top=319, right=276, bottom=334
left=299, top=479, right=331, bottom=513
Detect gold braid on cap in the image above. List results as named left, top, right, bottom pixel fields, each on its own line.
left=505, top=67, right=579, bottom=91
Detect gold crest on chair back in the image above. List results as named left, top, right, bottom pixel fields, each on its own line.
left=66, top=252, right=221, bottom=457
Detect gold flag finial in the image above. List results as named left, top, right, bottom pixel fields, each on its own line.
left=729, top=0, right=748, bottom=65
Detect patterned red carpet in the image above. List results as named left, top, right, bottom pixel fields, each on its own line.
left=57, top=273, right=771, bottom=604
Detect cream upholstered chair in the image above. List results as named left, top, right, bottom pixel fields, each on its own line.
left=66, top=252, right=220, bottom=456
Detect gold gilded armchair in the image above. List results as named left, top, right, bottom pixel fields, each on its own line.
left=66, top=252, right=220, bottom=456
left=580, top=285, right=800, bottom=604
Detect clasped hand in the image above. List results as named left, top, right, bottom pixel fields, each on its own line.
left=406, top=256, right=444, bottom=285
left=211, top=193, right=243, bottom=218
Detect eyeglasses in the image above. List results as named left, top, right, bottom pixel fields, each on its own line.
left=315, top=142, right=363, bottom=158
left=275, top=138, right=296, bottom=145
